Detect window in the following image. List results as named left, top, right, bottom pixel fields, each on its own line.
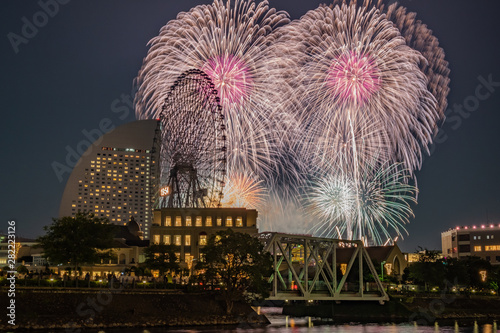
left=487, top=235, right=490, bottom=240
left=459, top=245, right=470, bottom=252
left=165, top=216, right=171, bottom=227
left=195, top=216, right=202, bottom=227
left=186, top=216, right=192, bottom=227
left=206, top=216, right=212, bottom=227
left=185, top=235, right=191, bottom=246
left=478, top=236, right=481, bottom=240
left=473, top=236, right=477, bottom=240
left=458, top=234, right=470, bottom=241
left=226, top=216, right=233, bottom=227
left=175, top=216, right=182, bottom=226
left=164, top=235, right=171, bottom=245
left=217, top=217, right=222, bottom=226
left=174, top=235, right=182, bottom=246
left=485, top=245, right=500, bottom=251
left=492, top=235, right=495, bottom=239
left=236, top=216, right=243, bottom=227
left=199, top=234, right=207, bottom=246
left=496, top=256, right=500, bottom=262
left=153, top=235, right=160, bottom=245
left=474, top=246, right=482, bottom=252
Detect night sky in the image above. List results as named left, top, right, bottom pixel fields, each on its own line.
left=1, top=0, right=500, bottom=252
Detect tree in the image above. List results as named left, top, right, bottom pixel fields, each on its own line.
left=36, top=213, right=115, bottom=284
left=408, top=248, right=445, bottom=290
left=143, top=244, right=180, bottom=276
left=196, top=229, right=272, bottom=314
left=16, top=265, right=28, bottom=275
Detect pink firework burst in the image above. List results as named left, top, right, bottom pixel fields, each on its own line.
left=327, top=51, right=380, bottom=106
left=202, top=54, right=253, bottom=106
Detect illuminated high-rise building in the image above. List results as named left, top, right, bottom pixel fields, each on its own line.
left=59, top=120, right=160, bottom=239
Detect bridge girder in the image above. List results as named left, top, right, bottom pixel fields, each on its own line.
left=258, top=233, right=389, bottom=303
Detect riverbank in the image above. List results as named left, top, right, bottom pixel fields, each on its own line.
left=282, top=295, right=500, bottom=325
left=0, top=288, right=268, bottom=331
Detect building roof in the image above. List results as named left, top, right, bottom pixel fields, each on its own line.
left=442, top=224, right=500, bottom=233
left=113, top=225, right=149, bottom=247
left=335, top=245, right=398, bottom=264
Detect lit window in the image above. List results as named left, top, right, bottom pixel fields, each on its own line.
left=206, top=216, right=212, bottom=227
left=186, top=216, right=192, bottom=226
left=485, top=245, right=500, bottom=251
left=473, top=236, right=477, bottom=240
left=153, top=235, right=160, bottom=245
left=165, top=216, right=172, bottom=226
left=226, top=216, right=233, bottom=227
left=196, top=216, right=202, bottom=227
left=474, top=246, right=482, bottom=252
left=236, top=216, right=243, bottom=227
left=478, top=236, right=481, bottom=240
left=487, top=235, right=490, bottom=240
left=175, top=216, right=182, bottom=227
left=217, top=217, right=222, bottom=226
left=185, top=235, right=191, bottom=246
left=174, top=235, right=182, bottom=246
left=199, top=234, right=207, bottom=246
left=164, top=235, right=171, bottom=245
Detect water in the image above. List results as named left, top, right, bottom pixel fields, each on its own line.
left=43, top=319, right=499, bottom=333
left=54, top=323, right=499, bottom=333
left=38, top=308, right=500, bottom=333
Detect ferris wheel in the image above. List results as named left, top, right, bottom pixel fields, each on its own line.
left=159, top=69, right=227, bottom=208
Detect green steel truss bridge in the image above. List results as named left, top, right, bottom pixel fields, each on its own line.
left=258, top=233, right=389, bottom=303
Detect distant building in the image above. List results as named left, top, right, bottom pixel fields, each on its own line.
left=59, top=120, right=160, bottom=239
left=336, top=244, right=408, bottom=280
left=0, top=234, right=41, bottom=267
left=403, top=249, right=443, bottom=264
left=16, top=219, right=149, bottom=277
left=441, top=224, right=500, bottom=264
left=151, top=207, right=258, bottom=268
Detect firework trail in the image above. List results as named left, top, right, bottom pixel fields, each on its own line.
left=220, top=172, right=267, bottom=209
left=267, top=1, right=448, bottom=243
left=134, top=0, right=290, bottom=182
left=305, top=163, right=417, bottom=246
left=270, top=2, right=439, bottom=175
left=134, top=0, right=450, bottom=244
left=331, top=0, right=451, bottom=148
left=383, top=2, right=450, bottom=128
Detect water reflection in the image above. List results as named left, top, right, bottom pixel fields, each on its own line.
left=72, top=320, right=499, bottom=333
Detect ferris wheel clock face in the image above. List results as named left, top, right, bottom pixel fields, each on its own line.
left=160, top=186, right=171, bottom=197
left=160, top=69, right=227, bottom=209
